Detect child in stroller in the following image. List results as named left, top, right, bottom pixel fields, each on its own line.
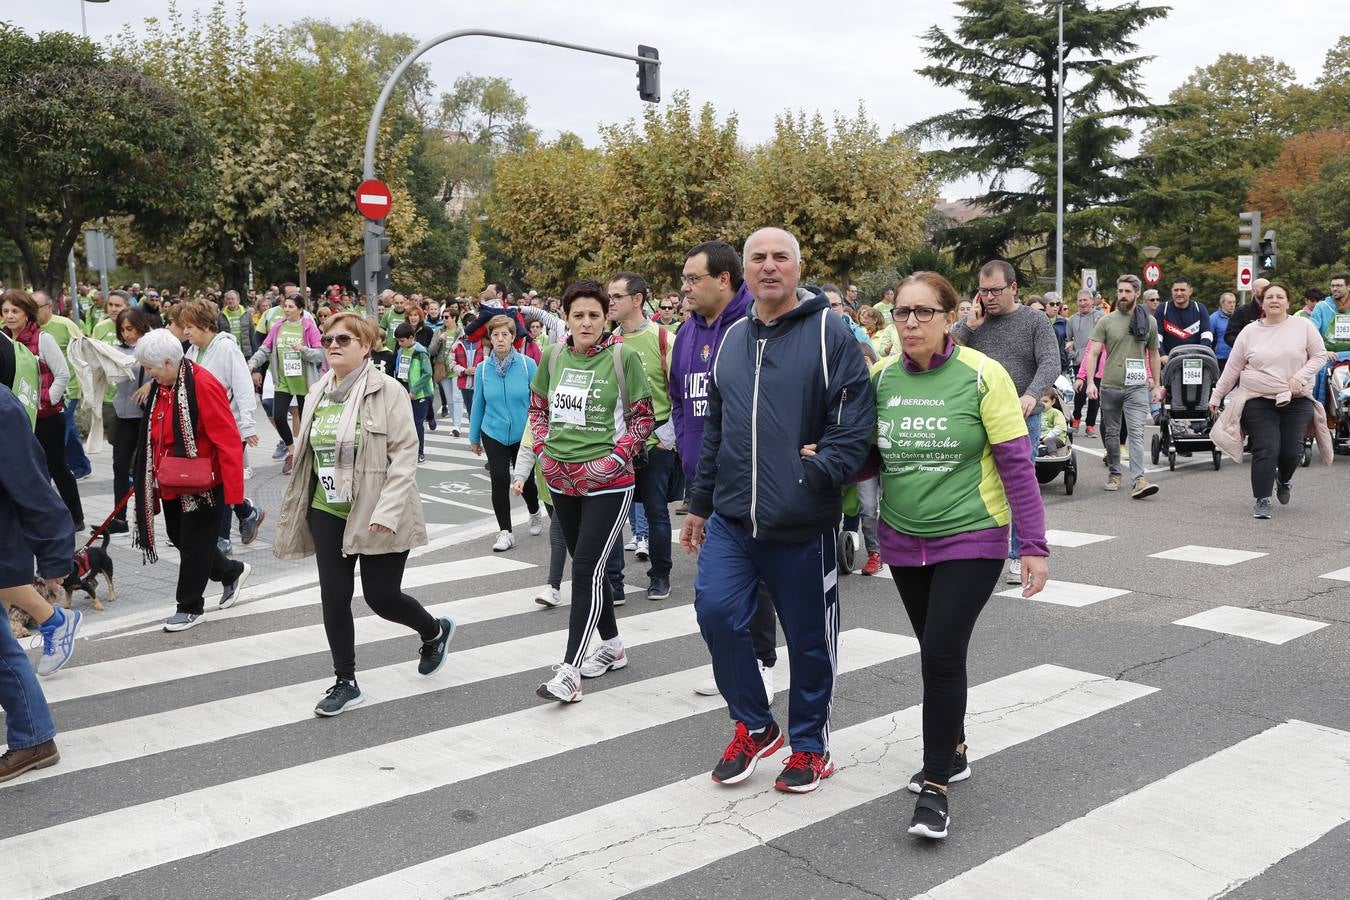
left=1035, top=382, right=1077, bottom=493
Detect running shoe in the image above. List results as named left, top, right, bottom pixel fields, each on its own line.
left=417, top=617, right=456, bottom=675
left=1253, top=497, right=1272, bottom=519
left=1070, top=417, right=1081, bottom=433
left=452, top=428, right=461, bottom=438
left=272, top=441, right=288, bottom=460
left=536, top=663, right=583, bottom=702
left=774, top=750, right=834, bottom=793
left=1005, top=559, right=1022, bottom=584
left=418, top=453, right=426, bottom=464
left=163, top=612, right=203, bottom=632
left=529, top=510, right=545, bottom=536
left=1276, top=480, right=1292, bottom=505
left=1131, top=476, right=1158, bottom=499
left=240, top=506, right=266, bottom=545
left=908, top=747, right=971, bottom=794
left=1085, top=425, right=1097, bottom=436
left=35, top=607, right=81, bottom=676
left=760, top=661, right=775, bottom=702
left=624, top=536, right=638, bottom=552
left=427, top=416, right=437, bottom=432
left=635, top=538, right=650, bottom=561
left=694, top=676, right=719, bottom=696
left=314, top=679, right=364, bottom=717
left=217, top=537, right=232, bottom=556
left=492, top=530, right=515, bottom=552
left=647, top=577, right=670, bottom=601
left=534, top=586, right=561, bottom=608
left=711, top=721, right=784, bottom=785
left=1104, top=474, right=1121, bottom=491
left=579, top=641, right=627, bottom=678
left=219, top=563, right=251, bottom=609
left=861, top=551, right=882, bottom=576
left=908, top=786, right=950, bottom=839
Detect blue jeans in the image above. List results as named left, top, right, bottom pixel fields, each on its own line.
left=1009, top=410, right=1042, bottom=559
left=628, top=500, right=648, bottom=541
left=0, top=599, right=56, bottom=751
left=63, top=401, right=92, bottom=478
left=634, top=445, right=676, bottom=580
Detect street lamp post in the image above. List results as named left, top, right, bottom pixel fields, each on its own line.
left=73, top=0, right=110, bottom=320
left=1054, top=0, right=1065, bottom=306
left=359, top=29, right=661, bottom=318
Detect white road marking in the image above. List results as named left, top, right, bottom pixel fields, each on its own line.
left=1045, top=529, right=1115, bottom=548
left=1149, top=545, right=1267, bottom=566
left=1173, top=605, right=1330, bottom=644
left=997, top=579, right=1131, bottom=608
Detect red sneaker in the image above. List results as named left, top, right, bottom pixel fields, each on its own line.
left=1085, top=426, right=1097, bottom=436
left=861, top=551, right=883, bottom=576
left=711, top=721, right=784, bottom=785
left=774, top=750, right=835, bottom=793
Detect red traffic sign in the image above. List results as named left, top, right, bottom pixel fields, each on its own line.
left=1143, top=260, right=1161, bottom=286
left=355, top=179, right=392, bottom=220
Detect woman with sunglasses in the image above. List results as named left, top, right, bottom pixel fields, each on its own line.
left=272, top=312, right=453, bottom=717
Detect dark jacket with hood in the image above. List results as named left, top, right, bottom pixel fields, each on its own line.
left=689, top=285, right=874, bottom=542
left=668, top=283, right=753, bottom=479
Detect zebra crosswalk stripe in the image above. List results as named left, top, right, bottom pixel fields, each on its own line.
left=0, top=629, right=914, bottom=898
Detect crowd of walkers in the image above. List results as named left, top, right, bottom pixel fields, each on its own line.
left=2, top=247, right=1344, bottom=843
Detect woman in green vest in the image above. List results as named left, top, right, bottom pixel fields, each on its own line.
left=857, top=272, right=1050, bottom=841
left=248, top=294, right=325, bottom=475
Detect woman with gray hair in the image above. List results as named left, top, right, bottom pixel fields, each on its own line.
left=131, top=329, right=250, bottom=632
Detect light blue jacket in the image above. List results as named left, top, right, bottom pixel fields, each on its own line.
left=469, top=351, right=537, bottom=447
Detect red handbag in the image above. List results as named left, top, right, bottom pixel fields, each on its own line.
left=158, top=455, right=216, bottom=491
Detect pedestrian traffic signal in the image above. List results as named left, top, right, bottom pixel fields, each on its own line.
left=636, top=44, right=660, bottom=103
left=1259, top=230, right=1276, bottom=272
left=1238, top=210, right=1261, bottom=258
left=377, top=233, right=391, bottom=277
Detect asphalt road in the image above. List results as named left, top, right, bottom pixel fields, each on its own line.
left=4, top=424, right=1348, bottom=899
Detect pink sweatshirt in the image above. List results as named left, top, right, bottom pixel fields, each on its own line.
left=1213, top=316, right=1327, bottom=404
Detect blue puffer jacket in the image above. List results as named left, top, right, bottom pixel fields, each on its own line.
left=689, top=286, right=874, bottom=542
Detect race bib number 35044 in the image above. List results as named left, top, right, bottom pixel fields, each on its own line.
left=551, top=368, right=594, bottom=426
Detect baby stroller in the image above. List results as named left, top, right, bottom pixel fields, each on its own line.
left=1330, top=359, right=1350, bottom=456
left=1151, top=344, right=1222, bottom=471
left=1035, top=375, right=1078, bottom=494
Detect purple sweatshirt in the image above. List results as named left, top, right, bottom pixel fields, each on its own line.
left=668, top=283, right=753, bottom=478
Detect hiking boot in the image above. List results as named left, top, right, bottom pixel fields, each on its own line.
left=0, top=740, right=60, bottom=784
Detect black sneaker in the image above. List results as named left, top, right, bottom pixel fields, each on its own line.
left=774, top=750, right=835, bottom=794
left=106, top=518, right=129, bottom=535
left=908, top=747, right=971, bottom=794
left=908, top=786, right=950, bottom=839
left=1276, top=480, right=1292, bottom=505
left=647, top=577, right=671, bottom=601
left=711, top=721, right=784, bottom=785
left=314, top=679, right=364, bottom=717
left=417, top=617, right=456, bottom=676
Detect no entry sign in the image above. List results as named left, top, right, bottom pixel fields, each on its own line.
left=1237, top=255, right=1254, bottom=291
left=1143, top=260, right=1161, bottom=287
left=355, top=179, right=392, bottom=220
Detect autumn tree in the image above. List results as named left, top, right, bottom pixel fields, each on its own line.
left=0, top=25, right=209, bottom=293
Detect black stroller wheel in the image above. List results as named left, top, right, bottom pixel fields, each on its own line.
left=1212, top=450, right=1221, bottom=471
left=1150, top=434, right=1161, bottom=465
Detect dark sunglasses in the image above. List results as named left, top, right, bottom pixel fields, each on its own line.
left=658, top=304, right=675, bottom=311
left=320, top=333, right=355, bottom=348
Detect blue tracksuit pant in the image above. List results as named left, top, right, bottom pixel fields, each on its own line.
left=694, top=513, right=839, bottom=755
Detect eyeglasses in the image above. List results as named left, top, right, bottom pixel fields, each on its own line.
left=975, top=285, right=1008, bottom=296
left=320, top=333, right=355, bottom=348
left=658, top=304, right=675, bottom=311
left=829, top=301, right=843, bottom=309
left=680, top=273, right=713, bottom=286
left=893, top=306, right=942, bottom=323
left=607, top=293, right=632, bottom=302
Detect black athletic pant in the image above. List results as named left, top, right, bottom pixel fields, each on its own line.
left=307, top=506, right=439, bottom=682
left=1241, top=397, right=1315, bottom=499
left=890, top=557, right=1004, bottom=786
left=550, top=487, right=631, bottom=667
left=162, top=486, right=244, bottom=615
left=483, top=433, right=538, bottom=532
left=273, top=391, right=304, bottom=447
left=111, top=416, right=141, bottom=522
left=1072, top=376, right=1100, bottom=427
left=35, top=412, right=83, bottom=527
left=750, top=582, right=778, bottom=668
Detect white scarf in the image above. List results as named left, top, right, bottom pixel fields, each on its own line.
left=314, top=359, right=371, bottom=502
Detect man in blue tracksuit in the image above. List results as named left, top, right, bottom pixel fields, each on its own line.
left=681, top=227, right=874, bottom=794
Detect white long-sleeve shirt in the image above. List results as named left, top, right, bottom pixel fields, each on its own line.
left=187, top=332, right=258, bottom=439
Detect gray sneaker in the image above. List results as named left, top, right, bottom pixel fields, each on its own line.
left=163, top=612, right=203, bottom=632
left=219, top=562, right=251, bottom=609
left=217, top=537, right=232, bottom=556
left=239, top=505, right=266, bottom=544
left=314, top=679, right=364, bottom=717
left=1276, top=480, right=1292, bottom=506
left=1253, top=497, right=1272, bottom=519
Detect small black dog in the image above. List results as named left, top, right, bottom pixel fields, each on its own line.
left=56, top=532, right=117, bottom=611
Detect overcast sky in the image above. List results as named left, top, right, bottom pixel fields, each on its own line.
left=11, top=1, right=1345, bottom=200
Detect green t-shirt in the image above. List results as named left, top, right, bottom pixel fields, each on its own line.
left=1321, top=309, right=1350, bottom=352
left=3, top=334, right=40, bottom=429
left=618, top=321, right=672, bottom=446
left=221, top=305, right=249, bottom=347
left=309, top=398, right=359, bottom=519
left=529, top=343, right=651, bottom=463
left=1090, top=310, right=1159, bottom=390
left=92, top=317, right=119, bottom=401
left=42, top=315, right=84, bottom=399
left=870, top=346, right=1027, bottom=538
left=276, top=320, right=310, bottom=396
left=380, top=310, right=407, bottom=352
left=261, top=305, right=285, bottom=334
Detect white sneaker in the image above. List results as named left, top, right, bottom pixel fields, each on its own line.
left=760, top=661, right=775, bottom=702
left=35, top=608, right=81, bottom=676
left=579, top=640, right=628, bottom=678
left=694, top=675, right=720, bottom=696
left=492, top=530, right=515, bottom=552
left=528, top=510, right=545, bottom=536
left=634, top=538, right=650, bottom=561
left=534, top=586, right=561, bottom=608
left=243, top=465, right=254, bottom=481
left=623, top=536, right=638, bottom=552
left=1005, top=559, right=1022, bottom=584
left=536, top=663, right=582, bottom=702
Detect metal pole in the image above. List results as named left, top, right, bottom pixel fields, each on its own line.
left=67, top=250, right=79, bottom=322
left=359, top=28, right=662, bottom=318
left=1055, top=0, right=1065, bottom=303
left=80, top=0, right=87, bottom=37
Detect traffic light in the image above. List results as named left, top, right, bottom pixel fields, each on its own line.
left=636, top=44, right=660, bottom=103
left=377, top=232, right=391, bottom=278
left=1238, top=210, right=1261, bottom=259
left=1259, top=230, right=1276, bottom=272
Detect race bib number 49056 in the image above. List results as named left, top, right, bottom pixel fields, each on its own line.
left=551, top=368, right=594, bottom=426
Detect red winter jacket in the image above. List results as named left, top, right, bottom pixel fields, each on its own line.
left=149, top=364, right=245, bottom=505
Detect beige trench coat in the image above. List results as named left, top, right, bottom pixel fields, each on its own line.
left=272, top=369, right=428, bottom=559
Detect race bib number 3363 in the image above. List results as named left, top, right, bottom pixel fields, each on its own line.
left=551, top=368, right=594, bottom=426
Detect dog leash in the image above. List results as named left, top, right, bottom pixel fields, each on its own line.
left=84, top=488, right=136, bottom=549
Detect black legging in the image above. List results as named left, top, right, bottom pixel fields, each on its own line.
left=1241, top=397, right=1315, bottom=499
left=890, top=557, right=1004, bottom=786
left=111, top=415, right=142, bottom=522
left=35, top=412, right=83, bottom=527
left=1072, top=377, right=1100, bottom=426
left=273, top=391, right=305, bottom=447
left=550, top=487, right=631, bottom=667
left=307, top=506, right=439, bottom=682
left=162, top=485, right=243, bottom=615
left=483, top=434, right=539, bottom=531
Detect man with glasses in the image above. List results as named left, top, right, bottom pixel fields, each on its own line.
left=655, top=294, right=681, bottom=330
left=950, top=260, right=1061, bottom=583
left=608, top=272, right=678, bottom=601
left=846, top=284, right=861, bottom=310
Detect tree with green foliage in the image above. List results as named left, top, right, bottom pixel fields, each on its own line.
left=0, top=24, right=209, bottom=294
left=913, top=0, right=1171, bottom=282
